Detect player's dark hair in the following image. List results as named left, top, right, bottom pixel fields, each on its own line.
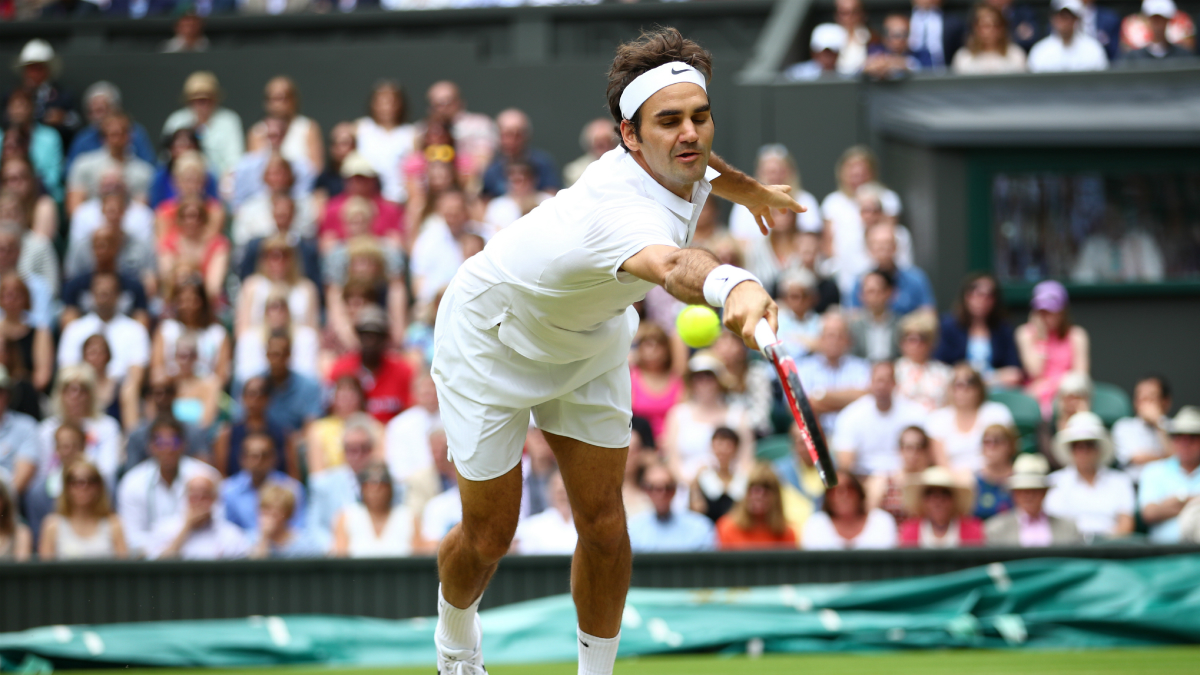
left=607, top=27, right=713, bottom=151
left=711, top=426, right=739, bottom=445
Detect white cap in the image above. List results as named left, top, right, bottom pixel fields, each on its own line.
left=1142, top=0, right=1177, bottom=18
left=810, top=23, right=847, bottom=53
left=1051, top=0, right=1085, bottom=16
left=17, top=39, right=54, bottom=67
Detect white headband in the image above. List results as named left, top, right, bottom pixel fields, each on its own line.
left=618, top=61, right=708, bottom=121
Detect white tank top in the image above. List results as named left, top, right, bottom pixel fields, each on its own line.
left=57, top=517, right=116, bottom=560
left=343, top=503, right=413, bottom=558
left=280, top=116, right=315, bottom=170
left=160, top=320, right=228, bottom=379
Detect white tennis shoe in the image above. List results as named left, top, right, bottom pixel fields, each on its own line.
left=435, top=614, right=486, bottom=675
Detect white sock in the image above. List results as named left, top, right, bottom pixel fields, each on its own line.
left=577, top=627, right=620, bottom=675
left=436, top=584, right=482, bottom=652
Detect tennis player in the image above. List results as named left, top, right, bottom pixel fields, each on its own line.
left=431, top=28, right=801, bottom=675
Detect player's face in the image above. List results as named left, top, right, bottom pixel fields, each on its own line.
left=623, top=83, right=713, bottom=199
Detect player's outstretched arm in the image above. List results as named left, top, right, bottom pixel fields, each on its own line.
left=622, top=245, right=778, bottom=349
left=708, top=153, right=805, bottom=235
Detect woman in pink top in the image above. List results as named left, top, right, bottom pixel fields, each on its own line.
left=629, top=321, right=683, bottom=441
left=1016, top=281, right=1090, bottom=419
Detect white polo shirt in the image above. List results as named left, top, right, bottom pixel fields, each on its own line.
left=796, top=353, right=872, bottom=432
left=451, top=148, right=719, bottom=366
left=513, top=507, right=578, bottom=555
left=833, top=393, right=927, bottom=476
left=1044, top=466, right=1134, bottom=538
left=1028, top=33, right=1108, bottom=73
left=117, top=456, right=222, bottom=556
left=57, top=312, right=150, bottom=379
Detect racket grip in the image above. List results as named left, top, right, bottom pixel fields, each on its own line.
left=754, top=318, right=778, bottom=354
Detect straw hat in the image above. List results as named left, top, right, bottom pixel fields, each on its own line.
left=686, top=351, right=735, bottom=390
left=1052, top=411, right=1114, bottom=468
left=1008, top=454, right=1051, bottom=491
left=1169, top=406, right=1200, bottom=435
left=13, top=39, right=60, bottom=78
left=340, top=152, right=378, bottom=179
left=182, top=71, right=222, bottom=102
left=903, top=466, right=975, bottom=517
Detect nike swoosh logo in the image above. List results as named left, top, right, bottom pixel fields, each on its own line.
left=580, top=637, right=590, bottom=648
left=671, top=68, right=689, bottom=75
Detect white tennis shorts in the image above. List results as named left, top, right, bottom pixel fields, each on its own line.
left=430, top=289, right=634, bottom=482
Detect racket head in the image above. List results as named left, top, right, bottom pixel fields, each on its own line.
left=764, top=343, right=838, bottom=488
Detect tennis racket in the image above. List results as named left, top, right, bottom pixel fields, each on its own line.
left=754, top=318, right=838, bottom=488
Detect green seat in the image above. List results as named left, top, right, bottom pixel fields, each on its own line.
left=756, top=433, right=792, bottom=462
left=1091, top=382, right=1132, bottom=428
left=988, top=388, right=1041, bottom=455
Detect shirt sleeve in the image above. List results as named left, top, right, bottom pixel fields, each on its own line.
left=594, top=204, right=681, bottom=283
left=1113, top=473, right=1135, bottom=516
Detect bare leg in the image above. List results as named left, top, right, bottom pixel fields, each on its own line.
left=542, top=431, right=631, bottom=638
left=437, top=463, right=524, bottom=609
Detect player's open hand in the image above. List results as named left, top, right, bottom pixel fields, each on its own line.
left=724, top=281, right=778, bottom=351
left=748, top=185, right=805, bottom=235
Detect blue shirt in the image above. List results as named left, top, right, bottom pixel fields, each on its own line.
left=974, top=473, right=1013, bottom=520
left=0, top=410, right=41, bottom=476
left=220, top=470, right=306, bottom=532
left=1138, top=457, right=1200, bottom=544
left=267, top=529, right=325, bottom=559
left=627, top=509, right=715, bottom=553
left=264, top=371, right=325, bottom=436
left=147, top=166, right=219, bottom=209
left=66, top=122, right=156, bottom=177
left=306, top=465, right=359, bottom=547
left=481, top=148, right=561, bottom=198
left=845, top=266, right=936, bottom=317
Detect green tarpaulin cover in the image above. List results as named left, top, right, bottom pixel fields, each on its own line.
left=3, top=555, right=1199, bottom=668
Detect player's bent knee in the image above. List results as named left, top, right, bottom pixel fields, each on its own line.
left=460, top=520, right=517, bottom=563
left=573, top=507, right=629, bottom=551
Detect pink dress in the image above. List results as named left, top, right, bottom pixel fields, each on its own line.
left=630, top=367, right=682, bottom=441
left=1029, top=332, right=1074, bottom=418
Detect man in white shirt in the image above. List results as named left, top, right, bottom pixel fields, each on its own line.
left=66, top=169, right=155, bottom=253
left=834, top=361, right=926, bottom=477
left=429, top=28, right=799, bottom=675
left=410, top=190, right=481, bottom=307
left=118, top=417, right=222, bottom=557
left=57, top=271, right=150, bottom=381
left=66, top=114, right=154, bottom=216
left=1044, top=412, right=1135, bottom=539
left=797, top=312, right=871, bottom=433
left=385, top=374, right=440, bottom=484
left=148, top=474, right=250, bottom=561
left=1028, top=0, right=1109, bottom=72
left=512, top=471, right=577, bottom=555
left=1111, top=375, right=1171, bottom=481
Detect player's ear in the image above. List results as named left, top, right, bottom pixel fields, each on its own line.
left=620, top=119, right=640, bottom=152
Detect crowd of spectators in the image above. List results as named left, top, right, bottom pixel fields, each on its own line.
left=0, top=30, right=1197, bottom=564
left=787, top=0, right=1197, bottom=81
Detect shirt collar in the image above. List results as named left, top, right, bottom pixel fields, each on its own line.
left=621, top=150, right=718, bottom=221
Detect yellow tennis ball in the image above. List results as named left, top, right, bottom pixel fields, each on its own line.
left=676, top=305, right=721, bottom=348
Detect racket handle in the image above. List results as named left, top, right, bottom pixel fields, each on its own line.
left=754, top=318, right=778, bottom=355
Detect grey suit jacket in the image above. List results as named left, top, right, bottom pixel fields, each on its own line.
left=985, top=511, right=1083, bottom=547
left=847, top=311, right=900, bottom=361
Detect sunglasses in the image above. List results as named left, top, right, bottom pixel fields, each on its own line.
left=68, top=476, right=100, bottom=487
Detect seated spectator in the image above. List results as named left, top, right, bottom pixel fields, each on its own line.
left=846, top=221, right=932, bottom=318
left=713, top=330, right=774, bottom=437
left=153, top=150, right=225, bottom=244
left=212, top=377, right=289, bottom=478
left=0, top=273, right=52, bottom=393
left=834, top=361, right=925, bottom=478
left=729, top=144, right=823, bottom=249
left=385, top=374, right=440, bottom=485
left=927, top=364, right=1014, bottom=473
left=411, top=190, right=479, bottom=309
left=910, top=0, right=965, bottom=69
left=522, top=428, right=558, bottom=518
left=974, top=424, right=1017, bottom=519
left=690, top=427, right=751, bottom=523
left=238, top=194, right=322, bottom=290
left=423, top=79, right=497, bottom=179
left=63, top=223, right=154, bottom=327
left=482, top=108, right=560, bottom=198
left=785, top=23, right=851, bottom=81
left=0, top=225, right=52, bottom=330
left=822, top=147, right=904, bottom=297
left=1079, top=0, right=1122, bottom=60
left=1112, top=375, right=1172, bottom=481
left=803, top=470, right=897, bottom=550
left=865, top=425, right=934, bottom=522
left=630, top=321, right=683, bottom=442
left=169, top=334, right=220, bottom=430
left=662, top=353, right=752, bottom=483
left=37, top=365, right=123, bottom=490
left=66, top=113, right=153, bottom=215
left=249, top=484, right=323, bottom=559
left=747, top=207, right=806, bottom=295
left=773, top=422, right=829, bottom=529
left=484, top=161, right=551, bottom=233
left=38, top=459, right=127, bottom=560
left=161, top=11, right=209, bottom=52
left=0, top=339, right=41, bottom=420
left=151, top=275, right=230, bottom=386
left=261, top=332, right=325, bottom=440
left=899, top=466, right=984, bottom=548
left=1124, top=0, right=1195, bottom=62
left=149, top=474, right=249, bottom=560
left=57, top=272, right=151, bottom=387
left=621, top=430, right=655, bottom=520
left=1120, top=0, right=1196, bottom=53
left=985, top=454, right=1082, bottom=547
left=414, top=430, right=464, bottom=552
left=307, top=418, right=378, bottom=545
left=80, top=334, right=134, bottom=430
left=118, top=416, right=222, bottom=556
left=0, top=365, right=40, bottom=502
left=775, top=268, right=823, bottom=357
left=847, top=270, right=900, bottom=361
left=1016, top=280, right=1090, bottom=418
left=157, top=196, right=230, bottom=303
left=1138, top=406, right=1200, bottom=544
left=1028, top=0, right=1108, bottom=72
left=935, top=273, right=1022, bottom=388
left=121, top=376, right=211, bottom=474
left=716, top=463, right=798, bottom=550
left=895, top=312, right=953, bottom=412
left=405, top=142, right=469, bottom=241
left=328, top=305, right=414, bottom=424
left=863, top=14, right=930, bottom=79
left=513, top=471, right=577, bottom=555
left=630, top=462, right=715, bottom=553
left=148, top=128, right=218, bottom=209
left=235, top=235, right=320, bottom=336
left=232, top=149, right=316, bottom=248
left=234, top=294, right=321, bottom=386
left=1, top=89, right=63, bottom=204
left=323, top=219, right=405, bottom=334
left=65, top=171, right=156, bottom=272
left=247, top=77, right=324, bottom=173
left=833, top=0, right=873, bottom=74
left=797, top=312, right=871, bottom=432
left=1, top=156, right=57, bottom=240
left=319, top=153, right=404, bottom=251
left=308, top=379, right=383, bottom=475
left=1053, top=371, right=1092, bottom=432
left=0, top=480, right=31, bottom=562
left=952, top=3, right=1028, bottom=74
left=563, top=118, right=617, bottom=187
left=1045, top=412, right=1135, bottom=539
left=313, top=123, right=356, bottom=217
left=356, top=80, right=416, bottom=205
left=221, top=432, right=305, bottom=533
left=332, top=461, right=414, bottom=558
left=66, top=81, right=155, bottom=177
left=162, top=71, right=244, bottom=180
